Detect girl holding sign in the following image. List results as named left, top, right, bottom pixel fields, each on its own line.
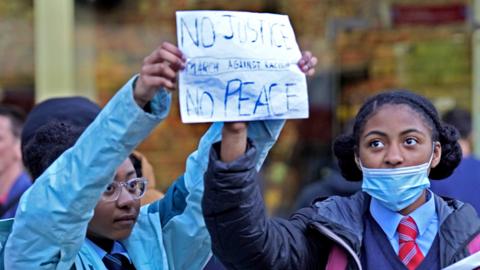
left=203, top=91, right=480, bottom=269
left=0, top=41, right=316, bottom=269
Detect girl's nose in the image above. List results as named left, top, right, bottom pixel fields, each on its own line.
left=384, top=144, right=404, bottom=167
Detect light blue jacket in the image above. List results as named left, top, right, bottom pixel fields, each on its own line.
left=0, top=77, right=284, bottom=269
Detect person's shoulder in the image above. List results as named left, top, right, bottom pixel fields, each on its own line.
left=435, top=194, right=480, bottom=228
left=461, top=155, right=480, bottom=166
left=313, top=191, right=367, bottom=210
left=306, top=191, right=369, bottom=223
left=16, top=172, right=32, bottom=189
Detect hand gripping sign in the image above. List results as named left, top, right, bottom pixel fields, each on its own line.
left=176, top=10, right=309, bottom=123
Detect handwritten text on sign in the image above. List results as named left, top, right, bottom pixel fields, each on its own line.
left=176, top=11, right=308, bottom=123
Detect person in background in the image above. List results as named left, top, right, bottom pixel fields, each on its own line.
left=130, top=151, right=165, bottom=205
left=293, top=119, right=361, bottom=211
left=0, top=106, right=31, bottom=219
left=292, top=163, right=361, bottom=210
left=430, top=108, right=480, bottom=214
left=203, top=90, right=480, bottom=269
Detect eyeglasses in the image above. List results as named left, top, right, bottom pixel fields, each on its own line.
left=101, top=177, right=148, bottom=202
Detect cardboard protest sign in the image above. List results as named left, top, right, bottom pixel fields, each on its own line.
left=176, top=10, right=308, bottom=123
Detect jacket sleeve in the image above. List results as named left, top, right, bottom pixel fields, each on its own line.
left=158, top=120, right=286, bottom=269
left=4, top=76, right=171, bottom=270
left=202, top=141, right=326, bottom=270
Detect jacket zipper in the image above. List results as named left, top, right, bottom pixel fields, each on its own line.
left=311, top=222, right=362, bottom=270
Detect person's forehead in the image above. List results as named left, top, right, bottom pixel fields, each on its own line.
left=113, top=158, right=136, bottom=181
left=363, top=104, right=430, bottom=133
left=0, top=116, right=13, bottom=132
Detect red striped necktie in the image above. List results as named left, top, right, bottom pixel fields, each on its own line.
left=397, top=216, right=424, bottom=270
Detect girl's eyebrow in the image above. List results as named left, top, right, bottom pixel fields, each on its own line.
left=126, top=171, right=136, bottom=179
left=116, top=170, right=136, bottom=181
left=363, top=128, right=424, bottom=139
left=400, top=128, right=424, bottom=136
left=363, top=130, right=386, bottom=139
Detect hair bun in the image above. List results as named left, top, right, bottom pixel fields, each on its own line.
left=429, top=124, right=462, bottom=180
left=439, top=124, right=460, bottom=143
left=333, top=134, right=362, bottom=181
left=23, top=121, right=84, bottom=180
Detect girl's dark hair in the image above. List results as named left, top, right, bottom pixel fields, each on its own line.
left=333, top=90, right=462, bottom=181
left=23, top=121, right=84, bottom=180
left=130, top=153, right=143, bottom=178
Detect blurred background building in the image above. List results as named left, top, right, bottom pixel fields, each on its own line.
left=1, top=0, right=479, bottom=215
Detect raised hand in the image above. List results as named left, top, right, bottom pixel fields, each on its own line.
left=133, top=42, right=186, bottom=107
left=221, top=122, right=248, bottom=163
left=221, top=50, right=318, bottom=162
left=297, top=51, right=317, bottom=76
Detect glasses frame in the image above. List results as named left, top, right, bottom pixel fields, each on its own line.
left=101, top=177, right=148, bottom=202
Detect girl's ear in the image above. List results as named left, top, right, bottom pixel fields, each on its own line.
left=431, top=141, right=442, bottom=168
left=354, top=154, right=361, bottom=170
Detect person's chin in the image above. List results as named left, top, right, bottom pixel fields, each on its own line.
left=111, top=220, right=136, bottom=239
left=110, top=227, right=134, bottom=240
left=114, top=218, right=136, bottom=228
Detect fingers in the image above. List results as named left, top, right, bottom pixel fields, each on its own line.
left=298, top=50, right=318, bottom=76
left=301, top=51, right=312, bottom=62
left=133, top=42, right=185, bottom=107
left=141, top=63, right=177, bottom=82
left=309, top=56, right=318, bottom=68
left=161, top=41, right=185, bottom=60
left=139, top=42, right=186, bottom=92
left=223, top=122, right=248, bottom=133
left=306, top=67, right=315, bottom=76
left=221, top=121, right=248, bottom=162
left=139, top=62, right=177, bottom=91
left=144, top=41, right=185, bottom=67
left=141, top=75, right=175, bottom=90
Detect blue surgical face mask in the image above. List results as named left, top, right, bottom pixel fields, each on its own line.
left=360, top=147, right=434, bottom=212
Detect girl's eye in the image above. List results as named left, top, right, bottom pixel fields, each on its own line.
left=127, top=181, right=138, bottom=191
left=369, top=140, right=384, bottom=148
left=405, top=138, right=418, bottom=146
left=104, top=184, right=116, bottom=194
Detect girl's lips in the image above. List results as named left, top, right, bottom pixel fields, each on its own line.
left=114, top=214, right=136, bottom=222
left=113, top=214, right=137, bottom=227
left=114, top=219, right=135, bottom=228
